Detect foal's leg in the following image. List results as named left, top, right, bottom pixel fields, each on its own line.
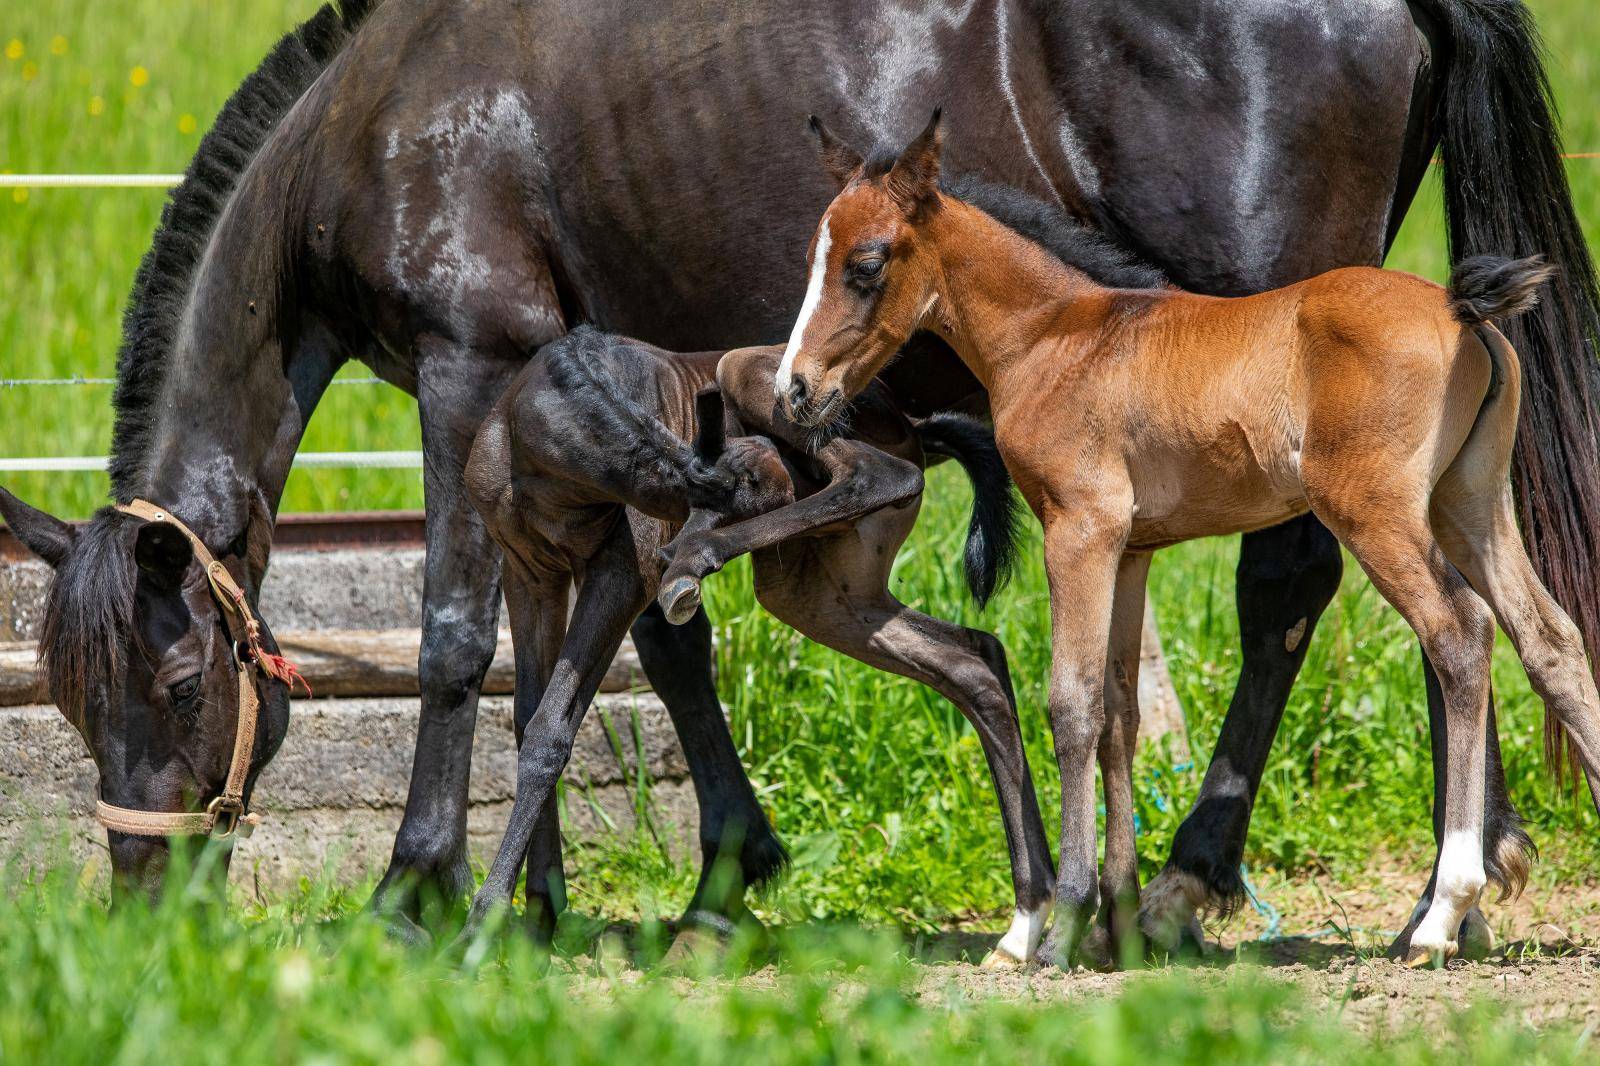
left=462, top=524, right=651, bottom=939
left=657, top=439, right=924, bottom=623
left=1321, top=505, right=1495, bottom=967
left=500, top=559, right=572, bottom=943
left=1081, top=552, right=1153, bottom=969
left=1436, top=484, right=1600, bottom=813
left=1034, top=509, right=1129, bottom=968
left=750, top=513, right=1056, bottom=967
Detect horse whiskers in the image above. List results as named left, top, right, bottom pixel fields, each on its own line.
left=798, top=401, right=855, bottom=455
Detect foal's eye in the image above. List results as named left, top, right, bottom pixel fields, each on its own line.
left=168, top=673, right=202, bottom=706
left=854, top=257, right=884, bottom=280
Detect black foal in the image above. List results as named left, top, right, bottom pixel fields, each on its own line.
left=460, top=330, right=1053, bottom=957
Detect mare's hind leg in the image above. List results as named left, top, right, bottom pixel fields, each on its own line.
left=1140, top=516, right=1343, bottom=952
left=461, top=521, right=651, bottom=941
left=1435, top=484, right=1600, bottom=812
left=1318, top=499, right=1496, bottom=967
left=639, top=602, right=790, bottom=952
left=750, top=513, right=1056, bottom=968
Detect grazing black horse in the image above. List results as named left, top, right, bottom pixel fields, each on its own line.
left=1, top=0, right=1595, bottom=959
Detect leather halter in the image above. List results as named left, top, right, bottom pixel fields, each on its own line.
left=96, top=499, right=300, bottom=839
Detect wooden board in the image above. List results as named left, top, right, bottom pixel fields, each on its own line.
left=0, top=628, right=646, bottom=707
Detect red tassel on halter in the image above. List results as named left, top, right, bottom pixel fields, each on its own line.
left=257, top=650, right=312, bottom=698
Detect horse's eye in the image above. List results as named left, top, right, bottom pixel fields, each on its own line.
left=168, top=673, right=202, bottom=706
left=854, top=257, right=884, bottom=280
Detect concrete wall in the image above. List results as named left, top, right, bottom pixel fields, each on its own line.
left=0, top=547, right=698, bottom=890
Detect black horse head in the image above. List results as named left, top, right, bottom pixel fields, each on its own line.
left=0, top=489, right=291, bottom=900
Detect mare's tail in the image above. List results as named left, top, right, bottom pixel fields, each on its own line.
left=1413, top=0, right=1600, bottom=777
left=915, top=413, right=1021, bottom=608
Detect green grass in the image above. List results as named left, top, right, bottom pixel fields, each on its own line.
left=1, top=2, right=1599, bottom=1046
left=0, top=864, right=1591, bottom=1064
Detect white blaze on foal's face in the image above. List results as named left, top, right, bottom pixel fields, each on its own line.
left=775, top=214, right=832, bottom=401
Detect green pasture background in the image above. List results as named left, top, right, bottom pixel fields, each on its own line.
left=3, top=0, right=1599, bottom=934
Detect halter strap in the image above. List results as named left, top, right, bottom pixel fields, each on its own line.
left=94, top=499, right=293, bottom=839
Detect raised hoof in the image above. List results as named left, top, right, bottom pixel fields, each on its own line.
left=658, top=576, right=702, bottom=626
left=977, top=946, right=1027, bottom=970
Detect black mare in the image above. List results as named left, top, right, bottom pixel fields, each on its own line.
left=2, top=0, right=1595, bottom=957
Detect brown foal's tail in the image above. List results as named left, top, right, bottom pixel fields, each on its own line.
left=1447, top=255, right=1555, bottom=325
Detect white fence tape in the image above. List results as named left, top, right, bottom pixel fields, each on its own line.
left=2, top=377, right=384, bottom=388
left=0, top=174, right=184, bottom=188
left=0, top=451, right=423, bottom=473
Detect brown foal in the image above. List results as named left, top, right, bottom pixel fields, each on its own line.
left=777, top=111, right=1600, bottom=968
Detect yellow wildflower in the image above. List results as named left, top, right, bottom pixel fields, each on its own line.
left=87, top=95, right=104, bottom=116
left=4, top=39, right=22, bottom=61
left=21, top=61, right=38, bottom=81
left=129, top=65, right=148, bottom=87
left=12, top=188, right=28, bottom=204
left=178, top=113, right=197, bottom=135
left=50, top=36, right=67, bottom=56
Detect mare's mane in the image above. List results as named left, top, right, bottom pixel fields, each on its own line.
left=46, top=1, right=377, bottom=728
left=108, top=0, right=376, bottom=496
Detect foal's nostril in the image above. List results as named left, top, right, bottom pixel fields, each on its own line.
left=787, top=379, right=808, bottom=411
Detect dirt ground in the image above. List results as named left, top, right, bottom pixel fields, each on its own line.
left=577, top=867, right=1600, bottom=1032
left=903, top=867, right=1600, bottom=1032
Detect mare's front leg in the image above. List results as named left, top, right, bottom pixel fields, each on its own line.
left=462, top=521, right=651, bottom=940
left=372, top=343, right=522, bottom=931
left=1034, top=506, right=1130, bottom=968
left=658, top=439, right=923, bottom=623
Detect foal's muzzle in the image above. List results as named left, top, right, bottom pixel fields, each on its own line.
left=783, top=378, right=845, bottom=430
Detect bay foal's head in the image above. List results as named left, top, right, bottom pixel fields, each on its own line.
left=776, top=109, right=949, bottom=428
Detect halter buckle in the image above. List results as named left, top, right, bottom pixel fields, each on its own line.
left=206, top=795, right=248, bottom=839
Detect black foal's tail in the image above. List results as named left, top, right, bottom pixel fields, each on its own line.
left=1447, top=255, right=1555, bottom=325
left=1415, top=0, right=1600, bottom=778
left=915, top=413, right=1021, bottom=609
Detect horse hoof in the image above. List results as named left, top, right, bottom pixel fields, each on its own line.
left=1457, top=908, right=1496, bottom=960
left=1076, top=924, right=1116, bottom=972
left=378, top=910, right=433, bottom=950
left=661, top=924, right=729, bottom=970
left=659, top=576, right=702, bottom=626
left=978, top=946, right=1026, bottom=970
left=1403, top=940, right=1456, bottom=969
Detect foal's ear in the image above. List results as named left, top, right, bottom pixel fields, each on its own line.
left=809, top=115, right=863, bottom=189
left=693, top=388, right=727, bottom=462
left=133, top=521, right=194, bottom=589
left=886, top=107, right=944, bottom=216
left=0, top=486, right=76, bottom=569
